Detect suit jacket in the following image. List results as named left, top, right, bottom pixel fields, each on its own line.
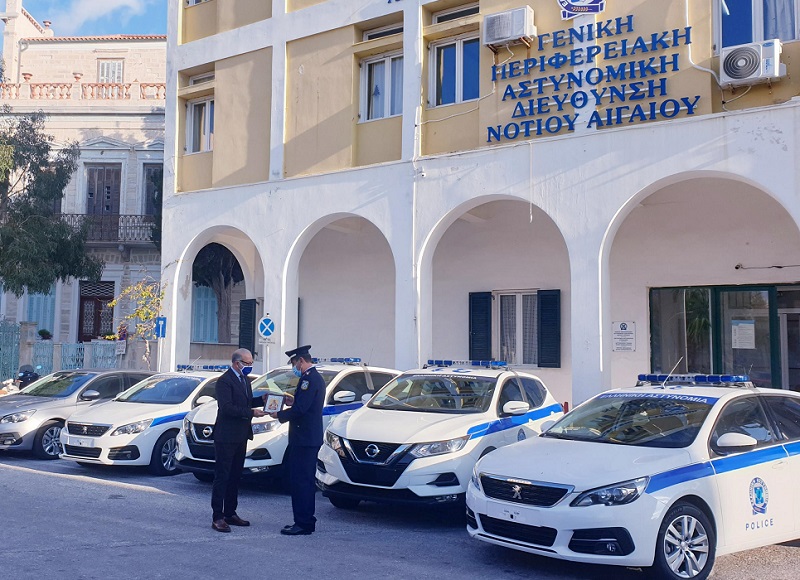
left=276, top=366, right=325, bottom=447
left=214, top=368, right=263, bottom=444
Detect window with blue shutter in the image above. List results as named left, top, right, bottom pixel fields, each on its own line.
left=192, top=285, right=218, bottom=343
left=469, top=292, right=492, bottom=360
left=27, top=286, right=56, bottom=335
left=537, top=289, right=561, bottom=368
left=238, top=299, right=256, bottom=354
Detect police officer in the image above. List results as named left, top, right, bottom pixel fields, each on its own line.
left=270, top=345, right=324, bottom=535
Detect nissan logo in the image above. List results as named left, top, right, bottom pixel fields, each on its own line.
left=511, top=484, right=523, bottom=500
left=202, top=426, right=213, bottom=438
left=365, top=443, right=380, bottom=458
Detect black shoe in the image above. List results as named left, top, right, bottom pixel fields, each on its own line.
left=225, top=515, right=250, bottom=527
left=280, top=524, right=313, bottom=535
left=212, top=519, right=231, bottom=533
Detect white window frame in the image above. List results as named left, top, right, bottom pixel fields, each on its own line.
left=186, top=0, right=210, bottom=6
left=360, top=52, right=403, bottom=122
left=433, top=3, right=479, bottom=24
left=429, top=33, right=480, bottom=107
left=97, top=60, right=123, bottom=84
left=492, top=289, right=539, bottom=366
left=363, top=23, right=404, bottom=41
left=714, top=0, right=800, bottom=51
left=186, top=96, right=214, bottom=154
left=189, top=72, right=215, bottom=85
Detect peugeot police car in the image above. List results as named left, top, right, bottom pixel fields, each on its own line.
left=317, top=360, right=564, bottom=509
left=466, top=374, right=800, bottom=580
left=175, top=359, right=400, bottom=482
left=60, top=370, right=227, bottom=475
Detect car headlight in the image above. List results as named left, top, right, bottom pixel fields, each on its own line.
left=410, top=436, right=469, bottom=458
left=110, top=419, right=153, bottom=436
left=571, top=477, right=649, bottom=507
left=0, top=409, right=36, bottom=423
left=471, top=465, right=483, bottom=491
left=252, top=420, right=280, bottom=435
left=325, top=430, right=346, bottom=458
left=182, top=417, right=190, bottom=432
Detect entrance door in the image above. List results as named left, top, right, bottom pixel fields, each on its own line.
left=779, top=310, right=800, bottom=392
left=85, top=164, right=121, bottom=241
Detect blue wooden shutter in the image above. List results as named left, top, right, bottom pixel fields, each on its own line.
left=238, top=299, right=257, bottom=354
left=537, top=289, right=561, bottom=368
left=192, top=285, right=218, bottom=342
left=27, top=287, right=56, bottom=334
left=469, top=292, right=492, bottom=360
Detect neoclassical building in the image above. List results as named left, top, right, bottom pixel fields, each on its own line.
left=0, top=0, right=165, bottom=344
left=163, top=0, right=800, bottom=405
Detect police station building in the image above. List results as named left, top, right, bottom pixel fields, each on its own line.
left=163, top=0, right=800, bottom=404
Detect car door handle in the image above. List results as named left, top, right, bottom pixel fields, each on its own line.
left=772, top=460, right=787, bottom=469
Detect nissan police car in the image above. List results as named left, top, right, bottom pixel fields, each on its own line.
left=466, top=374, right=800, bottom=580
left=175, top=359, right=400, bottom=482
left=60, top=370, right=230, bottom=475
left=316, top=360, right=564, bottom=509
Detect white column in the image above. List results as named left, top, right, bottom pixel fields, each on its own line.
left=401, top=3, right=423, bottom=161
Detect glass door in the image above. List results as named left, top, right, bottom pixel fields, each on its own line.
left=715, top=288, right=778, bottom=388
left=779, top=310, right=800, bottom=391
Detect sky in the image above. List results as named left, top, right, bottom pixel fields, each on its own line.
left=19, top=0, right=167, bottom=37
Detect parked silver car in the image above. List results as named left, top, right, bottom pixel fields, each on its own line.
left=0, top=369, right=154, bottom=459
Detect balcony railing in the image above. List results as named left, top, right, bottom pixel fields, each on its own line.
left=0, top=82, right=166, bottom=102
left=60, top=214, right=157, bottom=243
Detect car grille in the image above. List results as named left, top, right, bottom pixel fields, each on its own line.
left=478, top=513, right=558, bottom=547
left=480, top=475, right=570, bottom=507
left=67, top=423, right=110, bottom=437
left=347, top=440, right=402, bottom=463
left=191, top=423, right=215, bottom=444
left=64, top=444, right=102, bottom=459
left=187, top=440, right=215, bottom=460
left=339, top=439, right=413, bottom=487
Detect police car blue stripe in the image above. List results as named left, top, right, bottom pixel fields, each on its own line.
left=646, top=462, right=715, bottom=494
left=467, top=403, right=563, bottom=439
left=151, top=412, right=188, bottom=427
left=322, top=403, right=362, bottom=416
left=711, top=445, right=788, bottom=474
left=783, top=441, right=800, bottom=457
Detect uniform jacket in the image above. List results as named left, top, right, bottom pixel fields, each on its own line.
left=214, top=368, right=263, bottom=443
left=277, top=366, right=325, bottom=447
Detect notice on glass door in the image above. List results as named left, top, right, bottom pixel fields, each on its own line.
left=732, top=319, right=756, bottom=349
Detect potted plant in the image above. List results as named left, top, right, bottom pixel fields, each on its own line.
left=38, top=329, right=53, bottom=340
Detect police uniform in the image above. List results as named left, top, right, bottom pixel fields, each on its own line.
left=277, top=345, right=325, bottom=534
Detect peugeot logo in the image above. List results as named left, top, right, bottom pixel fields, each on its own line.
left=365, top=444, right=380, bottom=458
left=511, top=484, right=523, bottom=500
left=202, top=426, right=213, bottom=438
left=82, top=425, right=88, bottom=435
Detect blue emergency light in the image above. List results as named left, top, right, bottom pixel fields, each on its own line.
left=177, top=364, right=229, bottom=372
left=637, top=373, right=750, bottom=383
left=312, top=357, right=362, bottom=364
left=427, top=359, right=508, bottom=368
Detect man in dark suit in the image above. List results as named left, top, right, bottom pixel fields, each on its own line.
left=269, top=345, right=325, bottom=535
left=211, top=348, right=266, bottom=533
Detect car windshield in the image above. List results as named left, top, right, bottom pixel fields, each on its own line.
left=368, top=374, right=497, bottom=414
left=250, top=368, right=336, bottom=396
left=19, top=372, right=96, bottom=398
left=116, top=376, right=202, bottom=404
left=542, top=393, right=715, bottom=448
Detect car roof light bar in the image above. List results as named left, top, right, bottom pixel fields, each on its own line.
left=427, top=359, right=508, bottom=368
left=637, top=373, right=750, bottom=384
left=176, top=364, right=228, bottom=372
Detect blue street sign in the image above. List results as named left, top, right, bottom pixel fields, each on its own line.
left=258, top=317, right=275, bottom=339
left=155, top=316, right=167, bottom=339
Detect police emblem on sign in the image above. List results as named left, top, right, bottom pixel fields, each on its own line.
left=556, top=0, right=606, bottom=20
left=749, top=477, right=769, bottom=515
left=300, top=380, right=309, bottom=391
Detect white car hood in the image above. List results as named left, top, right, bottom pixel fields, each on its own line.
left=476, top=436, right=692, bottom=491
left=331, top=408, right=494, bottom=444
left=188, top=400, right=218, bottom=424
left=68, top=400, right=184, bottom=426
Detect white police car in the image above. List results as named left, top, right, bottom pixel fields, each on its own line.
left=175, top=359, right=400, bottom=482
left=466, top=374, right=800, bottom=580
left=316, top=360, right=564, bottom=509
left=60, top=371, right=226, bottom=475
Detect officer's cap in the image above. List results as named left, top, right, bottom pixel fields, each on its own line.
left=285, top=344, right=312, bottom=364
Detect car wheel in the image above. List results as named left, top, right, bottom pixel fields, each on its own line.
left=652, top=502, right=715, bottom=580
left=148, top=431, right=180, bottom=476
left=33, top=420, right=64, bottom=459
left=329, top=495, right=360, bottom=510
left=193, top=472, right=214, bottom=483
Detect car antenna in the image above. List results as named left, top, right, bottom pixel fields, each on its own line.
left=659, top=357, right=684, bottom=389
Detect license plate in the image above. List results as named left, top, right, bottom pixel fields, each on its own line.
left=69, top=436, right=94, bottom=447
left=487, top=501, right=541, bottom=526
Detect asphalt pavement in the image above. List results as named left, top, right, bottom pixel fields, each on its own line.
left=0, top=452, right=797, bottom=579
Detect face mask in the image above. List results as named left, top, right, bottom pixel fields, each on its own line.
left=241, top=365, right=253, bottom=376
left=292, top=366, right=302, bottom=378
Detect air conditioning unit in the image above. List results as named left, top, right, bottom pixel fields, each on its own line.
left=720, top=39, right=786, bottom=87
left=483, top=6, right=536, bottom=50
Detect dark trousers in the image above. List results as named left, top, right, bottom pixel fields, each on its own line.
left=211, top=439, right=247, bottom=521
left=288, top=444, right=320, bottom=530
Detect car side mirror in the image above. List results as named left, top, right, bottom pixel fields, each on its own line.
left=502, top=401, right=530, bottom=416
left=81, top=390, right=100, bottom=401
left=716, top=432, right=758, bottom=450
left=540, top=419, right=557, bottom=432
left=333, top=390, right=356, bottom=404
left=194, top=395, right=214, bottom=407
left=361, top=393, right=373, bottom=403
